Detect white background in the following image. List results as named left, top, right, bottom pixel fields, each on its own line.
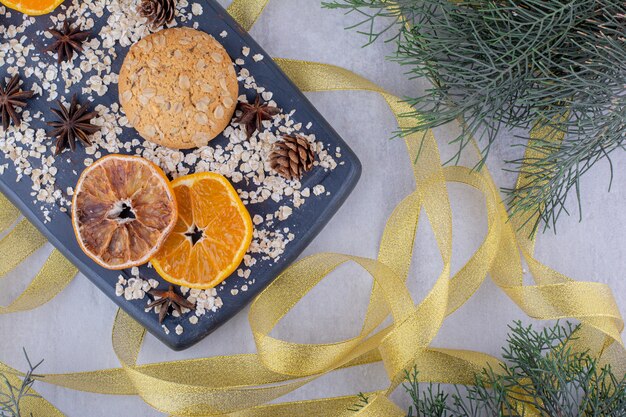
left=1, top=0, right=625, bottom=415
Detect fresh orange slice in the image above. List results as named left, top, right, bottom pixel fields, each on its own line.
left=0, top=0, right=64, bottom=15
left=72, top=154, right=178, bottom=270
left=151, top=172, right=253, bottom=289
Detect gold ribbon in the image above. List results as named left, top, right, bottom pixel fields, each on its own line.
left=0, top=194, right=76, bottom=417
left=0, top=1, right=623, bottom=416
left=0, top=194, right=77, bottom=313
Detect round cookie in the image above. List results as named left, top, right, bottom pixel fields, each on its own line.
left=118, top=28, right=239, bottom=149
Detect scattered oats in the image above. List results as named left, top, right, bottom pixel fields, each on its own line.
left=313, top=184, right=325, bottom=196
left=175, top=324, right=184, bottom=335
left=231, top=288, right=239, bottom=296
left=116, top=275, right=155, bottom=301
left=277, top=205, right=292, bottom=221
left=115, top=283, right=124, bottom=297
left=162, top=325, right=170, bottom=335
left=231, top=171, right=243, bottom=183
left=1, top=2, right=342, bottom=320
left=191, top=3, right=203, bottom=15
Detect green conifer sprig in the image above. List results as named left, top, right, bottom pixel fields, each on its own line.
left=350, top=321, right=626, bottom=416
left=324, top=0, right=626, bottom=233
left=0, top=349, right=42, bottom=417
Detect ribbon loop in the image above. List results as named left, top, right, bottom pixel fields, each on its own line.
left=0, top=1, right=623, bottom=416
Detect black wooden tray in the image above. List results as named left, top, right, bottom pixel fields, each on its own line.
left=0, top=0, right=361, bottom=350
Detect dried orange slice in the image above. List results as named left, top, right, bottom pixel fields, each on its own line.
left=72, top=154, right=178, bottom=270
left=151, top=172, right=253, bottom=289
left=0, top=0, right=64, bottom=15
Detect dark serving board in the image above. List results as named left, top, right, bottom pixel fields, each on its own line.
left=0, top=0, right=360, bottom=349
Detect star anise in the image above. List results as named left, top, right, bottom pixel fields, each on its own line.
left=47, top=94, right=100, bottom=155
left=0, top=75, right=34, bottom=131
left=235, top=95, right=280, bottom=138
left=147, top=285, right=195, bottom=324
left=45, top=21, right=91, bottom=64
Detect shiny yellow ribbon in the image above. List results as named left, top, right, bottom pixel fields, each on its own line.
left=0, top=194, right=76, bottom=417
left=0, top=1, right=623, bottom=416
left=0, top=194, right=77, bottom=313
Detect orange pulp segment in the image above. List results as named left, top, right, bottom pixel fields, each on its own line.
left=0, top=0, right=65, bottom=15
left=151, top=172, right=253, bottom=289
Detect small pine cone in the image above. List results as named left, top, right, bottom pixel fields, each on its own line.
left=138, top=0, right=176, bottom=28
left=270, top=134, right=316, bottom=180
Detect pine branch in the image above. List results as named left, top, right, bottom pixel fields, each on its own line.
left=403, top=369, right=452, bottom=417
left=348, top=321, right=626, bottom=416
left=324, top=0, right=626, bottom=233
left=0, top=349, right=43, bottom=417
left=348, top=392, right=370, bottom=412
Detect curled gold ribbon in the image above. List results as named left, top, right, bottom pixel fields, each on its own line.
left=0, top=1, right=623, bottom=416
left=0, top=194, right=77, bottom=313
left=0, top=194, right=19, bottom=232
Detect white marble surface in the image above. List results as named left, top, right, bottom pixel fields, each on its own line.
left=1, top=1, right=625, bottom=415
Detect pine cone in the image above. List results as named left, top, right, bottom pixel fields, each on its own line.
left=269, top=134, right=316, bottom=180
left=138, top=0, right=176, bottom=28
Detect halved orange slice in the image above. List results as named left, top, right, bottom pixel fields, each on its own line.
left=151, top=172, right=253, bottom=289
left=72, top=154, right=178, bottom=270
left=0, top=0, right=64, bottom=15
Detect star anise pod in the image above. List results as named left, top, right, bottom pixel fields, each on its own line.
left=0, top=75, right=34, bottom=131
left=138, top=0, right=177, bottom=29
left=47, top=94, right=100, bottom=155
left=147, top=285, right=195, bottom=324
left=45, top=21, right=91, bottom=64
left=235, top=95, right=280, bottom=138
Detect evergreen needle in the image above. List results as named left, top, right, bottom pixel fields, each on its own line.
left=347, top=321, right=626, bottom=416
left=0, top=349, right=42, bottom=417
left=324, top=0, right=626, bottom=233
